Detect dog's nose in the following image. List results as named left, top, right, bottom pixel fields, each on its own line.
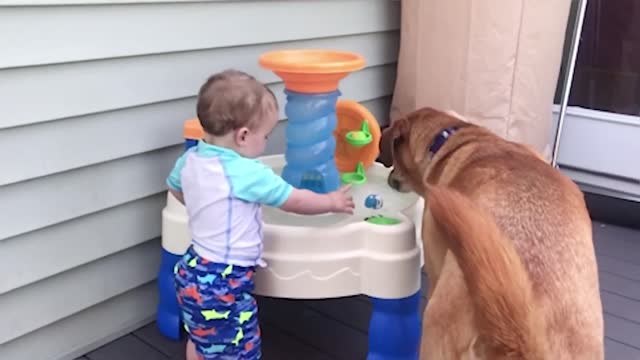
left=388, top=176, right=400, bottom=190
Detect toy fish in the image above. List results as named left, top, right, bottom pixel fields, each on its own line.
left=228, top=278, right=241, bottom=289
left=364, top=194, right=383, bottom=209
left=197, top=274, right=217, bottom=284
left=182, top=286, right=203, bottom=304
left=245, top=341, right=255, bottom=352
left=192, top=327, right=217, bottom=337
left=211, top=286, right=228, bottom=296
left=221, top=264, right=233, bottom=278
left=201, top=309, right=231, bottom=320
left=217, top=293, right=236, bottom=304
left=237, top=311, right=253, bottom=324
left=201, top=344, right=226, bottom=354
left=231, top=328, right=244, bottom=346
left=182, top=311, right=193, bottom=322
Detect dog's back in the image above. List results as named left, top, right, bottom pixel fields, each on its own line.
left=427, top=143, right=604, bottom=359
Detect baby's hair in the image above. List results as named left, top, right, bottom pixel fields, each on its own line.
left=196, top=69, right=278, bottom=136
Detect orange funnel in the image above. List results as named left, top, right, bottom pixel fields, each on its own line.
left=259, top=49, right=365, bottom=93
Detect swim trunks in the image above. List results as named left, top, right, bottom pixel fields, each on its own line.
left=175, top=246, right=261, bottom=359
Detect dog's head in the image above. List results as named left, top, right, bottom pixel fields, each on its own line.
left=381, top=107, right=468, bottom=193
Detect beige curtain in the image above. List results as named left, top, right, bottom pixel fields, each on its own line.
left=390, top=0, right=572, bottom=160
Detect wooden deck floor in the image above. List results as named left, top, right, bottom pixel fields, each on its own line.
left=78, top=222, right=640, bottom=360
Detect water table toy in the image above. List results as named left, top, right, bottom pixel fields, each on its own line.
left=157, top=49, right=425, bottom=360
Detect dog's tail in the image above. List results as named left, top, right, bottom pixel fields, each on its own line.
left=427, top=185, right=546, bottom=358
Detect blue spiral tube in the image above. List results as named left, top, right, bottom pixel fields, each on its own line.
left=281, top=89, right=341, bottom=193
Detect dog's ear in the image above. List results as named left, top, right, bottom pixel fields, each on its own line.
left=393, top=116, right=411, bottom=138
left=378, top=116, right=411, bottom=167
left=378, top=126, right=394, bottom=167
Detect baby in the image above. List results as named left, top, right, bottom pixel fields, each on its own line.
left=167, top=69, right=355, bottom=360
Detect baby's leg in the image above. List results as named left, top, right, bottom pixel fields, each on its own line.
left=175, top=247, right=261, bottom=359
left=186, top=340, right=199, bottom=360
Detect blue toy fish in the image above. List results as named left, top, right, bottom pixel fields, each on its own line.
left=364, top=194, right=383, bottom=210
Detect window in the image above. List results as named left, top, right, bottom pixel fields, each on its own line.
left=558, top=0, right=640, bottom=116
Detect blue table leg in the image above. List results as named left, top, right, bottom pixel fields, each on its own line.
left=156, top=248, right=183, bottom=340
left=367, top=291, right=422, bottom=360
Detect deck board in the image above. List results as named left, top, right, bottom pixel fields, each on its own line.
left=80, top=221, right=640, bottom=359
left=605, top=338, right=640, bottom=360
left=599, top=271, right=640, bottom=301
left=133, top=323, right=186, bottom=359
left=304, top=296, right=372, bottom=333
left=594, top=223, right=640, bottom=265
left=598, top=255, right=640, bottom=281
left=85, top=334, right=169, bottom=360
left=258, top=296, right=369, bottom=360
left=260, top=321, right=334, bottom=360
left=604, top=314, right=640, bottom=350
left=602, top=291, right=640, bottom=324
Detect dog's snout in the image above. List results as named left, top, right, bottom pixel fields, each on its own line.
left=388, top=169, right=413, bottom=193
left=388, top=172, right=401, bottom=190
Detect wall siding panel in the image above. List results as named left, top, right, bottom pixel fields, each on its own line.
left=0, top=194, right=165, bottom=294
left=0, top=146, right=182, bottom=240
left=0, top=31, right=399, bottom=129
left=0, top=284, right=158, bottom=360
left=0, top=64, right=397, bottom=186
left=0, top=240, right=161, bottom=344
left=0, top=1, right=400, bottom=358
left=0, top=0, right=399, bottom=68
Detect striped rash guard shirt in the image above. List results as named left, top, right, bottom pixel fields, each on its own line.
left=166, top=141, right=293, bottom=267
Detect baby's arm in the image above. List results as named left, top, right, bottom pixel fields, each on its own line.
left=169, top=188, right=185, bottom=205
left=166, top=150, right=190, bottom=205
left=229, top=158, right=354, bottom=215
left=281, top=186, right=354, bottom=215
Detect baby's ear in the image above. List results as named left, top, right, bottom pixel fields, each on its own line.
left=235, top=127, right=250, bottom=144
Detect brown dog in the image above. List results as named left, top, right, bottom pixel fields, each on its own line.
left=383, top=107, right=603, bottom=359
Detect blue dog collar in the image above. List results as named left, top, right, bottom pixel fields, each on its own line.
left=428, top=126, right=459, bottom=155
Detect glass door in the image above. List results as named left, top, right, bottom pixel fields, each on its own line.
left=553, top=0, right=640, bottom=207
left=552, top=0, right=640, bottom=228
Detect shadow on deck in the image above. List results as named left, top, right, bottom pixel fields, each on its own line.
left=78, top=222, right=640, bottom=360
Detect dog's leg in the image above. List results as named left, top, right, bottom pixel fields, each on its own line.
left=421, top=210, right=448, bottom=301
left=420, top=255, right=477, bottom=360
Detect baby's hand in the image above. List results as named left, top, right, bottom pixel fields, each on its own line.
left=328, top=185, right=355, bottom=214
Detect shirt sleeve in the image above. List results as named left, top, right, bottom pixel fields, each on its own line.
left=224, top=157, right=293, bottom=207
left=166, top=150, right=191, bottom=192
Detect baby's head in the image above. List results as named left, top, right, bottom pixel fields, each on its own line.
left=197, top=69, right=278, bottom=158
